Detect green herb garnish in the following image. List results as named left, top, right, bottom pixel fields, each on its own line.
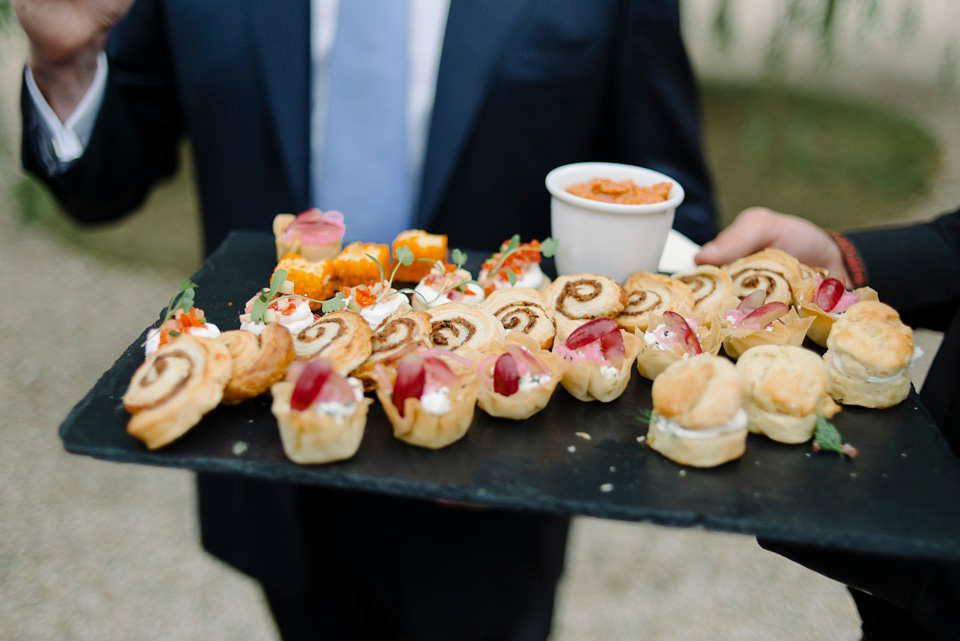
left=321, top=291, right=347, bottom=313
left=451, top=248, right=468, bottom=269
left=636, top=408, right=654, bottom=423
left=250, top=269, right=288, bottom=323
left=160, top=279, right=198, bottom=326
left=483, top=235, right=558, bottom=284
left=813, top=415, right=858, bottom=458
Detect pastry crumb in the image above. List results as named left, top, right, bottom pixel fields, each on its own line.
left=232, top=441, right=249, bottom=455
left=575, top=432, right=591, bottom=440
left=600, top=483, right=614, bottom=493
left=678, top=470, right=687, bottom=477
left=567, top=445, right=577, bottom=453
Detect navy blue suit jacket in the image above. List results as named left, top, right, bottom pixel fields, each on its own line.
left=23, top=0, right=715, bottom=255
left=22, top=0, right=716, bottom=601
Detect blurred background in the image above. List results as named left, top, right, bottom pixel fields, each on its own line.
left=2, top=0, right=957, bottom=639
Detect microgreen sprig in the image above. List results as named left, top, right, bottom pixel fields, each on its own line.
left=250, top=269, right=289, bottom=323
left=361, top=246, right=415, bottom=307
left=813, top=415, right=858, bottom=458
left=484, top=235, right=558, bottom=285
left=636, top=408, right=654, bottom=423
left=160, top=279, right=199, bottom=326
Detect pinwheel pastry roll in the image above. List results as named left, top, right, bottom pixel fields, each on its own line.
left=353, top=310, right=433, bottom=386
left=541, top=273, right=627, bottom=342
left=823, top=301, right=915, bottom=408
left=273, top=208, right=345, bottom=262
left=373, top=350, right=480, bottom=449
left=427, top=302, right=505, bottom=369
left=736, top=345, right=841, bottom=444
left=672, top=265, right=740, bottom=317
left=476, top=331, right=570, bottom=420
left=292, top=310, right=373, bottom=374
left=553, top=318, right=643, bottom=402
left=218, top=324, right=295, bottom=404
left=617, top=271, right=695, bottom=332
left=635, top=310, right=725, bottom=380
left=721, top=291, right=814, bottom=360
left=271, top=358, right=372, bottom=464
left=481, top=287, right=557, bottom=349
left=721, top=248, right=804, bottom=307
left=123, top=335, right=232, bottom=450
left=644, top=354, right=747, bottom=468
left=795, top=275, right=879, bottom=347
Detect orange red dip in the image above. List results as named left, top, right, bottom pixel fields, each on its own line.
left=567, top=178, right=671, bottom=204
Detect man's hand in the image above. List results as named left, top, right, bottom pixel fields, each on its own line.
left=14, top=0, right=133, bottom=120
left=695, top=207, right=852, bottom=284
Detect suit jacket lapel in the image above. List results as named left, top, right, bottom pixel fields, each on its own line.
left=415, top=0, right=528, bottom=228
left=246, top=0, right=311, bottom=206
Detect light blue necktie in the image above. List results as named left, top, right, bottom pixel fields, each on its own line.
left=319, top=0, right=410, bottom=244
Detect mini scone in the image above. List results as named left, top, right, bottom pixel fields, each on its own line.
left=218, top=324, right=295, bottom=404
left=123, top=335, right=232, bottom=449
left=736, top=345, right=841, bottom=443
left=645, top=354, right=747, bottom=468
left=476, top=331, right=570, bottom=420
left=721, top=291, right=814, bottom=360
left=271, top=358, right=372, bottom=464
left=636, top=310, right=725, bottom=380
left=616, top=271, right=695, bottom=333
left=794, top=275, right=879, bottom=347
left=292, top=310, right=373, bottom=373
left=411, top=261, right=485, bottom=311
left=373, top=350, right=480, bottom=449
left=541, top=273, right=627, bottom=341
left=481, top=287, right=557, bottom=349
left=553, top=318, right=643, bottom=402
left=427, top=302, right=505, bottom=368
left=823, top=301, right=914, bottom=408
left=352, top=310, right=433, bottom=386
left=673, top=265, right=740, bottom=317
left=722, top=248, right=804, bottom=306
left=273, top=208, right=345, bottom=262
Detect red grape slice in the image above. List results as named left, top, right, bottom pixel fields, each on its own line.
left=393, top=355, right=426, bottom=417
left=505, top=344, right=548, bottom=376
left=738, top=301, right=789, bottom=327
left=736, top=289, right=766, bottom=313
left=316, top=370, right=356, bottom=403
left=565, top=318, right=620, bottom=350
left=662, top=310, right=702, bottom=355
left=814, top=277, right=845, bottom=312
left=599, top=328, right=625, bottom=364
left=421, top=354, right=460, bottom=388
left=493, top=353, right=520, bottom=396
left=290, top=358, right=333, bottom=411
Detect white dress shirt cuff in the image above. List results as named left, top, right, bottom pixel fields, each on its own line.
left=24, top=51, right=108, bottom=166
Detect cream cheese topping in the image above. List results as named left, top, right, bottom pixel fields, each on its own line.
left=651, top=408, right=748, bottom=441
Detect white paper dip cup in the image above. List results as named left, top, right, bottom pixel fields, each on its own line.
left=545, top=162, right=685, bottom=282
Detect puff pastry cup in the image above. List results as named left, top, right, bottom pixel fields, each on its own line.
left=218, top=324, right=295, bottom=404
left=123, top=335, right=232, bottom=449
left=292, top=310, right=373, bottom=373
left=270, top=360, right=372, bottom=464
left=476, top=331, right=570, bottom=420
left=721, top=307, right=814, bottom=361
left=635, top=311, right=725, bottom=380
left=736, top=345, right=841, bottom=444
left=794, top=277, right=880, bottom=347
left=645, top=354, right=747, bottom=468
left=672, top=264, right=740, bottom=317
left=481, top=287, right=558, bottom=349
left=373, top=351, right=481, bottom=449
left=616, top=272, right=695, bottom=333
left=554, top=319, right=643, bottom=403
left=273, top=209, right=345, bottom=262
left=823, top=301, right=914, bottom=408
left=541, top=273, right=627, bottom=341
left=722, top=248, right=804, bottom=307
left=426, top=302, right=505, bottom=369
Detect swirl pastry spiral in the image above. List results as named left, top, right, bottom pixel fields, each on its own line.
left=672, top=265, right=740, bottom=317
left=427, top=303, right=505, bottom=362
left=721, top=248, right=803, bottom=306
left=218, top=324, right=295, bottom=404
left=617, top=272, right=695, bottom=332
left=123, top=335, right=232, bottom=449
left=353, top=311, right=433, bottom=383
left=481, top=287, right=557, bottom=349
left=541, top=273, right=627, bottom=341
left=292, top=310, right=373, bottom=374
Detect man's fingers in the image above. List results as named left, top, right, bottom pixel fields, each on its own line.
left=695, top=208, right=782, bottom=266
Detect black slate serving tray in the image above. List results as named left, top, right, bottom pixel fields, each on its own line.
left=60, top=231, right=960, bottom=561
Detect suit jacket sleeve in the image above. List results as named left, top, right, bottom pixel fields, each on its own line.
left=21, top=0, right=183, bottom=224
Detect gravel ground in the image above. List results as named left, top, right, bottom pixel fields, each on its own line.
left=3, top=6, right=958, bottom=639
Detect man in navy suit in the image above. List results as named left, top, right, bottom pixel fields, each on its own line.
left=18, top=1, right=717, bottom=639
